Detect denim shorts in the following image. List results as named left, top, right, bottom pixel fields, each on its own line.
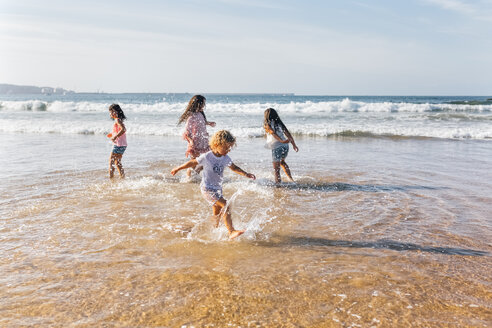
left=201, top=186, right=223, bottom=206
left=112, top=146, right=127, bottom=154
left=272, top=144, right=289, bottom=162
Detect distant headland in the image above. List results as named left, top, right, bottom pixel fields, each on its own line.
left=0, top=83, right=75, bottom=95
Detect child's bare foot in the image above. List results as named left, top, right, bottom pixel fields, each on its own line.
left=229, top=230, right=245, bottom=240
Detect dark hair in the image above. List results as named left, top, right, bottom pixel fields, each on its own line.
left=178, top=95, right=206, bottom=125
left=264, top=107, right=286, bottom=131
left=109, top=104, right=126, bottom=121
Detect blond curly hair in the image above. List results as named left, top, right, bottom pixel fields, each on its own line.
left=209, top=130, right=236, bottom=151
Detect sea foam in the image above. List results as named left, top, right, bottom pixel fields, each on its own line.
left=2, top=99, right=492, bottom=113
left=1, top=98, right=491, bottom=140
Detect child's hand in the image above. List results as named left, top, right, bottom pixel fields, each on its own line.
left=208, top=121, right=216, bottom=127
left=170, top=168, right=178, bottom=176
left=293, top=145, right=299, bottom=152
left=246, top=173, right=256, bottom=180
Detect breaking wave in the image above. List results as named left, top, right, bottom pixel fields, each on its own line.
left=1, top=98, right=492, bottom=114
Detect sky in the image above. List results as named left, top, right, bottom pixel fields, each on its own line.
left=0, top=0, right=491, bottom=95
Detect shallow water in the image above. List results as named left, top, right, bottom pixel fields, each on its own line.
left=1, top=133, right=491, bottom=327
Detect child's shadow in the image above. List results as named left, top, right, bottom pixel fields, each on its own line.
left=271, top=181, right=446, bottom=193
left=257, top=235, right=488, bottom=257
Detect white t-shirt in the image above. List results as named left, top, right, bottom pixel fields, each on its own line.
left=196, top=151, right=232, bottom=190
left=266, top=122, right=286, bottom=149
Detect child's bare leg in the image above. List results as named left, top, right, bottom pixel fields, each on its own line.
left=216, top=198, right=233, bottom=232
left=187, top=154, right=198, bottom=177
left=272, top=162, right=281, bottom=183
left=109, top=154, right=116, bottom=179
left=188, top=165, right=203, bottom=177
left=211, top=203, right=221, bottom=228
left=115, top=154, right=125, bottom=178
left=215, top=198, right=244, bottom=239
left=280, top=159, right=294, bottom=182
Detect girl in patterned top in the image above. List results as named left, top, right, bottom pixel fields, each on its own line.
left=178, top=95, right=216, bottom=177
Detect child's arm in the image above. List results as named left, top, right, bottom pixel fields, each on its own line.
left=283, top=128, right=299, bottom=152
left=183, top=134, right=193, bottom=147
left=264, top=123, right=289, bottom=144
left=171, top=159, right=198, bottom=176
left=229, top=163, right=256, bottom=180
left=264, top=123, right=274, bottom=135
left=206, top=121, right=216, bottom=127
left=111, top=119, right=126, bottom=142
left=183, top=118, right=194, bottom=144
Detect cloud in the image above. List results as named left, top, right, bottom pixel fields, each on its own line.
left=426, top=0, right=476, bottom=14
left=424, top=0, right=492, bottom=21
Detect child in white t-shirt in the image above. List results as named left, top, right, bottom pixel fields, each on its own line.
left=171, top=130, right=256, bottom=239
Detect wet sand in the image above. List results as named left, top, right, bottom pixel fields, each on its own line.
left=1, top=133, right=491, bottom=327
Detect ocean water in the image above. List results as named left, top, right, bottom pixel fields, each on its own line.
left=1, top=94, right=492, bottom=139
left=1, top=94, right=491, bottom=327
